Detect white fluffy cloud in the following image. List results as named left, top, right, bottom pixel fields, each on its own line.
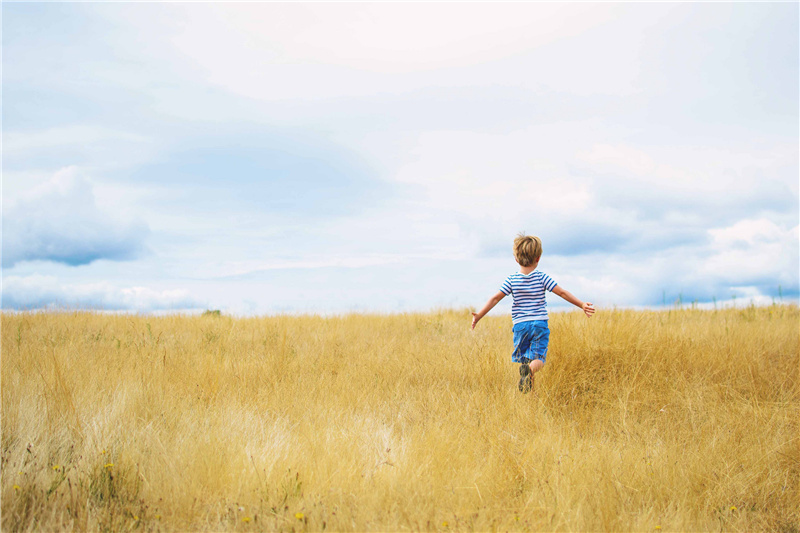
left=2, top=275, right=201, bottom=312
left=701, top=219, right=799, bottom=289
left=3, top=3, right=796, bottom=313
left=576, top=143, right=798, bottom=214
left=2, top=167, right=149, bottom=268
left=103, top=2, right=637, bottom=102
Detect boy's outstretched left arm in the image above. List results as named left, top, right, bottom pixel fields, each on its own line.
left=552, top=285, right=595, bottom=317
left=471, top=291, right=506, bottom=329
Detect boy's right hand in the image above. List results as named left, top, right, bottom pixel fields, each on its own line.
left=582, top=302, right=596, bottom=318
left=471, top=312, right=481, bottom=329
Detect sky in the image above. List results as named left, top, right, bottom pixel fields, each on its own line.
left=3, top=2, right=798, bottom=316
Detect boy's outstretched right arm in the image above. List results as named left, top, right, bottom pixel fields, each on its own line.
left=471, top=291, right=506, bottom=329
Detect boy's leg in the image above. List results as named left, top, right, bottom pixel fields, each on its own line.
left=526, top=322, right=549, bottom=391
left=513, top=324, right=535, bottom=393
left=526, top=359, right=544, bottom=392
left=518, top=358, right=533, bottom=393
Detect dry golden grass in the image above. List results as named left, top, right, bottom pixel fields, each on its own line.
left=1, top=306, right=798, bottom=532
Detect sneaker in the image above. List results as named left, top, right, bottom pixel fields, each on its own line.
left=518, top=363, right=532, bottom=393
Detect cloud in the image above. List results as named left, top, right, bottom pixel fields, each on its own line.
left=379, top=126, right=797, bottom=265
left=2, top=3, right=796, bottom=314
left=2, top=167, right=149, bottom=268
left=4, top=125, right=148, bottom=157
left=570, top=218, right=800, bottom=307
left=158, top=3, right=622, bottom=99
left=575, top=143, right=798, bottom=222
left=699, top=219, right=799, bottom=291
left=2, top=124, right=156, bottom=175
left=2, top=275, right=201, bottom=312
left=125, top=130, right=388, bottom=219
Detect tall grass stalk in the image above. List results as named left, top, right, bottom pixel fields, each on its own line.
left=2, top=307, right=798, bottom=531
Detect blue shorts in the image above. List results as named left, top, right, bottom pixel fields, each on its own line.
left=512, top=320, right=550, bottom=365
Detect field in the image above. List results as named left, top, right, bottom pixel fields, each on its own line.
left=1, top=306, right=798, bottom=532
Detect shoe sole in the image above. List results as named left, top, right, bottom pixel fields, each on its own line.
left=518, top=364, right=532, bottom=393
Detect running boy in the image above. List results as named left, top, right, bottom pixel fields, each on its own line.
left=471, top=234, right=595, bottom=393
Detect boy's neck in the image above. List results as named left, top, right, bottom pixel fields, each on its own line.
left=519, top=262, right=538, bottom=275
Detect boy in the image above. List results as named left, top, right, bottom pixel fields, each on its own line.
left=471, top=234, right=595, bottom=393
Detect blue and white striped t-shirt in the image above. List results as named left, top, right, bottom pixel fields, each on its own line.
left=500, top=270, right=558, bottom=324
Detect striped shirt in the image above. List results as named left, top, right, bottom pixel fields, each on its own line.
left=500, top=270, right=558, bottom=324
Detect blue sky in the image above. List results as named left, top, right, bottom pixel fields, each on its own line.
left=3, top=3, right=798, bottom=315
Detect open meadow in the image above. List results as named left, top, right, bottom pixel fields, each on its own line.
left=1, top=306, right=798, bottom=532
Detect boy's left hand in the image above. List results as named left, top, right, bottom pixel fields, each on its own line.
left=582, top=302, right=596, bottom=318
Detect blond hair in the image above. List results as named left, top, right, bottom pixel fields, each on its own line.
left=513, top=233, right=542, bottom=267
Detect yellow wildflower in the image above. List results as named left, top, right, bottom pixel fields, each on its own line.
left=730, top=506, right=737, bottom=512
left=242, top=516, right=252, bottom=523
left=13, top=485, right=21, bottom=491
left=104, top=463, right=114, bottom=469
left=52, top=465, right=61, bottom=471
left=442, top=521, right=449, bottom=527
left=295, top=512, right=304, bottom=520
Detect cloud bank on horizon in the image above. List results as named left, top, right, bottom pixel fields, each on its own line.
left=3, top=3, right=798, bottom=314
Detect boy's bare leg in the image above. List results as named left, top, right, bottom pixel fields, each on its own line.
left=529, top=359, right=544, bottom=390
left=519, top=359, right=544, bottom=393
